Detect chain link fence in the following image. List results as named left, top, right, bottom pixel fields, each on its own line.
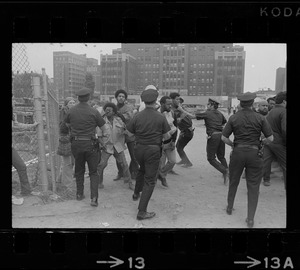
left=12, top=44, right=76, bottom=202
left=12, top=43, right=41, bottom=193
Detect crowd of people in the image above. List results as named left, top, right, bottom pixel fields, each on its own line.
left=12, top=85, right=286, bottom=227
left=57, top=85, right=286, bottom=227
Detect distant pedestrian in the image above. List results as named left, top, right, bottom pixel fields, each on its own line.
left=263, top=91, right=286, bottom=188
left=64, top=87, right=109, bottom=207
left=127, top=85, right=171, bottom=220
left=227, top=106, right=231, bottom=115
left=221, top=92, right=273, bottom=228
left=97, top=102, right=133, bottom=189
left=196, top=98, right=229, bottom=184
left=233, top=105, right=237, bottom=114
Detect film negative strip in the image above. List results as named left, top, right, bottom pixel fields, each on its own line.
left=3, top=1, right=300, bottom=269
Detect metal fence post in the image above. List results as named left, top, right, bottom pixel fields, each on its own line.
left=32, top=76, right=48, bottom=192
left=42, top=68, right=56, bottom=193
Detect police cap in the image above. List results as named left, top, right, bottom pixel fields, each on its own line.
left=141, top=85, right=158, bottom=103
left=237, top=92, right=256, bottom=101
left=75, top=87, right=91, bottom=96
left=208, top=98, right=219, bottom=105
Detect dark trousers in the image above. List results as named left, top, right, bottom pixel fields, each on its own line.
left=134, top=144, right=161, bottom=212
left=263, top=143, right=286, bottom=188
left=116, top=141, right=139, bottom=179
left=228, top=147, right=263, bottom=221
left=206, top=133, right=228, bottom=174
left=71, top=140, right=99, bottom=199
left=176, top=130, right=193, bottom=164
left=12, top=147, right=32, bottom=195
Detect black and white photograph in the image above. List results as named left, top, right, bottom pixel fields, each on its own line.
left=12, top=43, right=286, bottom=229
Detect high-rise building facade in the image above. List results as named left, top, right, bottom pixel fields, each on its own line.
left=122, top=44, right=160, bottom=93
left=275, top=67, right=286, bottom=94
left=187, top=43, right=233, bottom=96
left=86, top=57, right=101, bottom=97
left=100, top=51, right=137, bottom=95
left=121, top=43, right=244, bottom=96
left=214, top=45, right=245, bottom=97
left=53, top=51, right=87, bottom=101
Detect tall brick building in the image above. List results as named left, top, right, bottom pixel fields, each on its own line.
left=121, top=43, right=245, bottom=96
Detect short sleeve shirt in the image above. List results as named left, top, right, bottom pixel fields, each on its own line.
left=127, top=107, right=171, bottom=145
left=196, top=109, right=227, bottom=135
left=65, top=102, right=105, bottom=137
left=222, top=108, right=273, bottom=146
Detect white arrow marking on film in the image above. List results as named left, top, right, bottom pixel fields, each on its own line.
left=96, top=255, right=124, bottom=268
left=234, top=256, right=261, bottom=268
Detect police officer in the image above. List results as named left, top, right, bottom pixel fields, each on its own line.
left=127, top=85, right=171, bottom=220
left=221, top=92, right=274, bottom=228
left=196, top=98, right=229, bottom=184
left=64, top=87, right=109, bottom=207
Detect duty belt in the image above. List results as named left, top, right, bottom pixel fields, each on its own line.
left=73, top=136, right=93, bottom=141
left=235, top=144, right=258, bottom=150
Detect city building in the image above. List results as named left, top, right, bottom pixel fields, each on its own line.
left=122, top=43, right=244, bottom=96
left=86, top=57, right=101, bottom=98
left=187, top=43, right=234, bottom=96
left=100, top=50, right=137, bottom=96
left=53, top=51, right=87, bottom=101
left=214, top=45, right=245, bottom=97
left=275, top=67, right=286, bottom=94
left=121, top=44, right=160, bottom=93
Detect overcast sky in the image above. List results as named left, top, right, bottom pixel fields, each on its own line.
left=21, top=43, right=286, bottom=93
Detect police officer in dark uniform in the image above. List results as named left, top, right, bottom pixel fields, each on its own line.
left=196, top=98, right=229, bottom=184
left=221, top=92, right=274, bottom=228
left=64, top=87, right=109, bottom=207
left=127, top=85, right=171, bottom=220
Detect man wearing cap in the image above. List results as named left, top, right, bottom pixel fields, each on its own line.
left=127, top=85, right=171, bottom=220
left=113, top=89, right=139, bottom=188
left=195, top=98, right=229, bottom=184
left=221, top=92, right=274, bottom=228
left=64, top=87, right=109, bottom=207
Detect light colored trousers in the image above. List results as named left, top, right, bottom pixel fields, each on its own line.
left=159, top=141, right=177, bottom=178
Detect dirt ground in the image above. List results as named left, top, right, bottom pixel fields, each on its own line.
left=12, top=118, right=286, bottom=229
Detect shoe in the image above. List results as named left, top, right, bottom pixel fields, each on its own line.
left=90, top=198, right=98, bottom=207
left=263, top=181, right=270, bottom=186
left=113, top=175, right=123, bottom=181
left=132, top=193, right=140, bottom=201
left=168, top=170, right=179, bottom=175
left=129, top=181, right=135, bottom=190
left=182, top=163, right=193, bottom=168
left=245, top=218, right=254, bottom=228
left=226, top=206, right=232, bottom=215
left=76, top=194, right=85, bottom=201
left=160, top=177, right=168, bottom=187
left=223, top=170, right=229, bottom=185
left=176, top=160, right=185, bottom=165
left=137, top=211, right=156, bottom=220
left=98, top=183, right=104, bottom=189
